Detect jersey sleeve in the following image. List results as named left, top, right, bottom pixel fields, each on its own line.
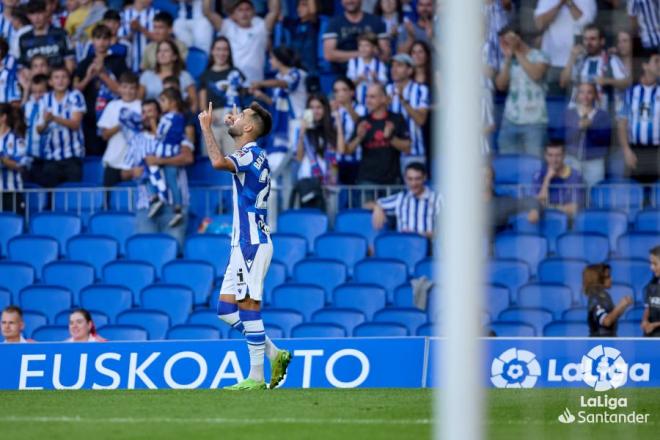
left=69, top=90, right=87, bottom=113
left=347, top=58, right=357, bottom=80
left=323, top=17, right=340, bottom=41
left=156, top=115, right=172, bottom=141
left=283, top=68, right=302, bottom=92
left=377, top=192, right=401, bottom=214
left=97, top=101, right=117, bottom=129
left=227, top=149, right=255, bottom=174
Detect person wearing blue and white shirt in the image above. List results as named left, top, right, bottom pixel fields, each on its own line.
left=118, top=0, right=157, bottom=72
left=628, top=0, right=660, bottom=51
left=35, top=66, right=86, bottom=187
left=332, top=76, right=366, bottom=184
left=0, top=0, right=18, bottom=54
left=0, top=102, right=27, bottom=212
left=347, top=32, right=388, bottom=106
left=173, top=0, right=213, bottom=54
left=0, top=37, right=19, bottom=103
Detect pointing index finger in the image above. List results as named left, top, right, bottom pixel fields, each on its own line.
left=208, top=101, right=212, bottom=114
left=233, top=103, right=238, bottom=116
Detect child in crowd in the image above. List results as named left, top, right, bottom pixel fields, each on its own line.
left=0, top=36, right=20, bottom=103
left=347, top=32, right=388, bottom=106
left=18, top=54, right=49, bottom=103
left=642, top=246, right=660, bottom=337
left=585, top=264, right=632, bottom=337
left=162, top=74, right=196, bottom=146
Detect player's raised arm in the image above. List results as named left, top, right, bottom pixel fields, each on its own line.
left=199, top=102, right=237, bottom=172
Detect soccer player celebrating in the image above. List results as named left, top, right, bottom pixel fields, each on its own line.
left=198, top=101, right=291, bottom=390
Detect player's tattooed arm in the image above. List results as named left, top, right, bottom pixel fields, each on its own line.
left=199, top=102, right=237, bottom=172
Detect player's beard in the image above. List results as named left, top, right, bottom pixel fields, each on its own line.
left=228, top=125, right=242, bottom=138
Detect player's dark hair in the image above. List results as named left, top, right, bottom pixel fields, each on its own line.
left=651, top=246, right=660, bottom=259
left=2, top=305, right=23, bottom=318
left=92, top=23, right=112, bottom=40
left=208, top=36, right=234, bottom=69
left=160, top=87, right=185, bottom=113
left=154, top=11, right=174, bottom=27
left=249, top=102, right=272, bottom=138
left=333, top=76, right=356, bottom=92
left=405, top=162, right=427, bottom=176
left=119, top=71, right=139, bottom=85
left=103, top=9, right=121, bottom=22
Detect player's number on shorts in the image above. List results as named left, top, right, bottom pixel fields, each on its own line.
left=256, top=169, right=270, bottom=210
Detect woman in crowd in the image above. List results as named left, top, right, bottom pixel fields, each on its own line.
left=585, top=264, right=632, bottom=337
left=66, top=309, right=106, bottom=342
left=375, top=0, right=404, bottom=56
left=0, top=103, right=28, bottom=213
left=409, top=40, right=432, bottom=86
left=331, top=77, right=366, bottom=185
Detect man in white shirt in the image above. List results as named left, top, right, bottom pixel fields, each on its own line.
left=1, top=306, right=30, bottom=343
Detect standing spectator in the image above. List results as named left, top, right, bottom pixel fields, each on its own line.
left=276, top=0, right=318, bottom=80
left=482, top=0, right=512, bottom=73
left=1, top=306, right=30, bottom=343
left=74, top=24, right=128, bottom=156
left=66, top=309, right=106, bottom=342
left=533, top=0, right=597, bottom=95
left=0, top=36, right=20, bottom=103
left=17, top=54, right=49, bottom=104
left=119, top=0, right=158, bottom=72
left=532, top=141, right=584, bottom=217
left=397, top=0, right=434, bottom=53
left=77, top=10, right=133, bottom=67
left=18, top=0, right=75, bottom=71
left=617, top=49, right=660, bottom=183
left=0, top=0, right=19, bottom=46
left=205, top=0, right=280, bottom=84
left=35, top=66, right=86, bottom=187
left=560, top=24, right=630, bottom=111
left=174, top=0, right=214, bottom=54
left=161, top=75, right=197, bottom=146
left=323, top=0, right=389, bottom=74
left=340, top=83, right=410, bottom=185
left=410, top=40, right=431, bottom=86
left=198, top=36, right=246, bottom=155
left=628, top=0, right=660, bottom=50
left=370, top=162, right=441, bottom=238
left=22, top=73, right=48, bottom=182
left=374, top=0, right=404, bottom=56
left=386, top=53, right=429, bottom=168
left=0, top=103, right=27, bottom=213
left=140, top=12, right=188, bottom=72
left=347, top=32, right=388, bottom=106
left=295, top=94, right=337, bottom=183
left=564, top=82, right=611, bottom=186
left=495, top=25, right=550, bottom=156
left=612, top=30, right=634, bottom=77
left=642, top=245, right=660, bottom=337
left=584, top=264, right=632, bottom=337
left=332, top=76, right=366, bottom=184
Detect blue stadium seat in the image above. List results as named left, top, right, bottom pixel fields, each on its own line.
left=486, top=284, right=511, bottom=319
left=562, top=306, right=588, bottom=321
left=89, top=212, right=136, bottom=255
left=271, top=284, right=325, bottom=321
left=163, top=260, right=215, bottom=306
left=374, top=233, right=428, bottom=274
left=498, top=307, right=554, bottom=336
left=353, top=322, right=409, bottom=337
left=0, top=288, right=10, bottom=310
left=42, top=261, right=95, bottom=305
left=333, top=283, right=387, bottom=320
left=516, top=283, right=573, bottom=319
left=30, top=213, right=81, bottom=256
left=493, top=233, right=547, bottom=276
left=291, top=323, right=347, bottom=338
left=153, top=0, right=179, bottom=18
left=278, top=209, right=328, bottom=252
left=354, top=258, right=408, bottom=303
left=590, top=181, right=644, bottom=221
left=184, top=234, right=231, bottom=276
left=79, top=285, right=133, bottom=323
left=492, top=154, right=543, bottom=184
left=574, top=209, right=628, bottom=251
left=188, top=185, right=222, bottom=220
left=617, top=320, right=643, bottom=337
left=537, top=258, right=588, bottom=304
left=99, top=324, right=148, bottom=341
left=509, top=209, right=568, bottom=252
left=617, top=233, right=660, bottom=260
left=141, top=284, right=194, bottom=326
left=608, top=283, right=635, bottom=306
left=543, top=321, right=589, bottom=337
left=8, top=235, right=58, bottom=278
left=635, top=209, right=660, bottom=232
left=55, top=310, right=109, bottom=328
left=312, top=308, right=367, bottom=335
left=82, top=157, right=103, bottom=185
left=0, top=262, right=34, bottom=304
left=20, top=285, right=72, bottom=323
left=167, top=324, right=220, bottom=340
left=227, top=327, right=243, bottom=339
left=22, top=182, right=46, bottom=213
left=187, top=158, right=233, bottom=187
left=22, top=311, right=48, bottom=339
left=625, top=306, right=646, bottom=321
left=31, top=325, right=69, bottom=342
left=265, top=324, right=284, bottom=339
left=187, top=310, right=226, bottom=336
left=126, top=234, right=178, bottom=277
left=487, top=259, right=531, bottom=300
left=261, top=309, right=304, bottom=338
left=414, top=258, right=434, bottom=280
left=117, top=309, right=171, bottom=340
left=102, top=261, right=156, bottom=305
left=264, top=261, right=287, bottom=304
left=53, top=183, right=104, bottom=217
left=556, top=232, right=610, bottom=264
left=67, top=235, right=119, bottom=278
left=393, top=285, right=414, bottom=307
left=186, top=47, right=209, bottom=80
left=485, top=321, right=536, bottom=337
left=271, top=233, right=307, bottom=276
left=335, top=209, right=378, bottom=248
left=314, top=233, right=367, bottom=275
left=293, top=258, right=347, bottom=303
left=373, top=308, right=427, bottom=335
left=0, top=213, right=23, bottom=257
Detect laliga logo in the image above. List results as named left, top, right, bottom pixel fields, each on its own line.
left=490, top=348, right=541, bottom=388
left=581, top=345, right=628, bottom=392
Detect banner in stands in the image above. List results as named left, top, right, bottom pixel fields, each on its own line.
left=0, top=338, right=657, bottom=390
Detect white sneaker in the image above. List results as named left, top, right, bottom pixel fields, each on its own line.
left=148, top=200, right=164, bottom=218
left=168, top=212, right=184, bottom=228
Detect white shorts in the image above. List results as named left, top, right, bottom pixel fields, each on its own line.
left=219, top=243, right=272, bottom=302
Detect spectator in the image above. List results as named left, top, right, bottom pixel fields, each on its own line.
left=560, top=24, right=630, bottom=112
left=370, top=162, right=441, bottom=238
left=331, top=76, right=366, bottom=184
left=0, top=103, right=27, bottom=213
left=35, top=66, right=86, bottom=187
left=409, top=40, right=431, bottom=86
left=533, top=0, right=596, bottom=95
left=0, top=0, right=19, bottom=46
left=206, top=0, right=280, bottom=84
left=374, top=0, right=404, bottom=56
left=9, top=5, right=31, bottom=61
left=140, top=12, right=188, bottom=72
left=173, top=0, right=214, bottom=54
left=612, top=30, right=633, bottom=79
left=161, top=75, right=197, bottom=148
left=97, top=71, right=142, bottom=188
left=564, top=82, right=611, bottom=187
left=22, top=73, right=48, bottom=182
left=18, top=0, right=75, bottom=72
left=386, top=53, right=429, bottom=168
left=340, top=83, right=410, bottom=185
left=642, top=245, right=660, bottom=337
left=617, top=49, right=660, bottom=183
left=77, top=9, right=132, bottom=67
left=532, top=141, right=585, bottom=217
left=66, top=308, right=106, bottom=342
left=347, top=32, right=388, bottom=106
left=17, top=54, right=49, bottom=104
left=322, top=0, right=389, bottom=74
left=277, top=0, right=319, bottom=78
left=0, top=36, right=20, bottom=103
left=47, top=0, right=68, bottom=28
left=74, top=24, right=128, bottom=156
left=295, top=94, right=337, bottom=184
left=482, top=0, right=512, bottom=73
left=1, top=305, right=30, bottom=343
left=584, top=263, right=632, bottom=337
left=198, top=36, right=246, bottom=155
left=485, top=165, right=541, bottom=232
left=628, top=0, right=660, bottom=51
left=119, top=0, right=158, bottom=73
left=397, top=0, right=434, bottom=54
left=495, top=25, right=550, bottom=156
left=65, top=0, right=105, bottom=41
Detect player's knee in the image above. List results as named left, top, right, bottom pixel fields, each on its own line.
left=217, top=300, right=238, bottom=316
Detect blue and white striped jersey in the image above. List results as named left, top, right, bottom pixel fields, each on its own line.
left=270, top=67, right=307, bottom=152
left=39, top=90, right=87, bottom=161
left=119, top=6, right=156, bottom=72
left=569, top=52, right=627, bottom=110
left=336, top=103, right=366, bottom=163
left=619, top=82, right=660, bottom=146
left=0, top=54, right=20, bottom=103
left=377, top=187, right=442, bottom=235
left=227, top=142, right=272, bottom=247
left=177, top=0, right=204, bottom=19
left=386, top=80, right=430, bottom=158
left=347, top=56, right=388, bottom=106
left=628, top=0, right=660, bottom=50
left=23, top=96, right=44, bottom=158
left=0, top=12, right=14, bottom=45
left=155, top=112, right=185, bottom=158
left=0, top=130, right=26, bottom=191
